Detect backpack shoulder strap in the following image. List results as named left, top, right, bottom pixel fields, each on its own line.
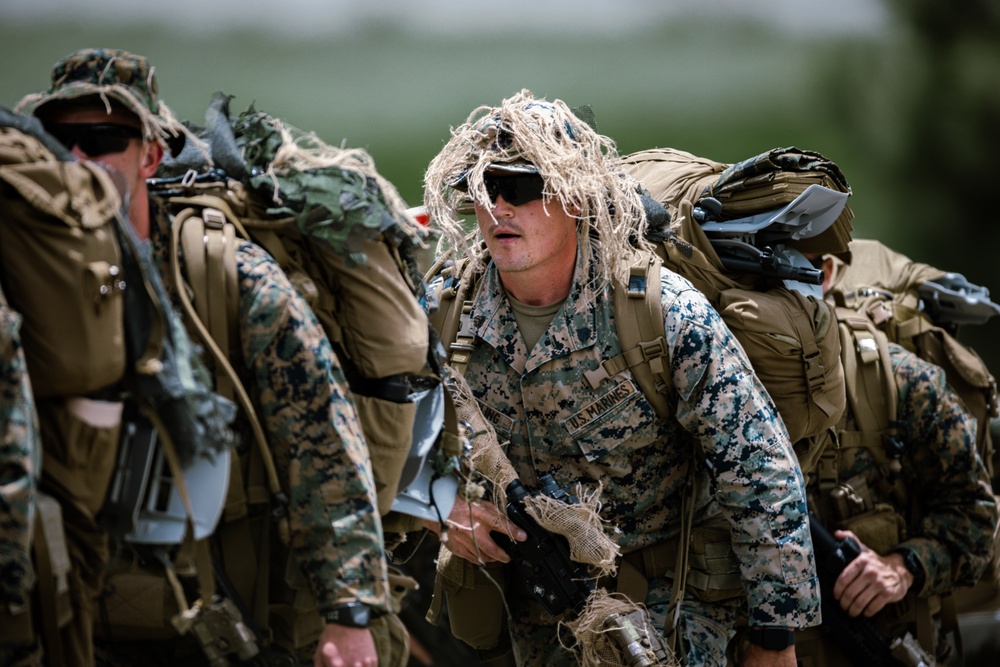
left=584, top=251, right=674, bottom=421
left=167, top=196, right=289, bottom=544
left=427, top=256, right=481, bottom=378
left=835, top=306, right=898, bottom=440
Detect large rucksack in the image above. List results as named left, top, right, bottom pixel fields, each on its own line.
left=0, top=110, right=126, bottom=398
left=827, top=238, right=1000, bottom=482
left=620, top=146, right=854, bottom=471
left=0, top=108, right=236, bottom=665
left=93, top=95, right=462, bottom=655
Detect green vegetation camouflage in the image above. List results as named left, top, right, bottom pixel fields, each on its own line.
left=164, top=92, right=425, bottom=273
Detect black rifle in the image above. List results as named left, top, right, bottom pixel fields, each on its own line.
left=809, top=514, right=933, bottom=667
left=492, top=474, right=671, bottom=667
left=491, top=474, right=595, bottom=616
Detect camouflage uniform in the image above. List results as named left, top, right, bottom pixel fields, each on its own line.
left=800, top=343, right=998, bottom=666
left=432, top=239, right=820, bottom=666
left=193, top=237, right=391, bottom=613
left=127, top=225, right=396, bottom=664
left=16, top=48, right=396, bottom=666
left=0, top=287, right=42, bottom=666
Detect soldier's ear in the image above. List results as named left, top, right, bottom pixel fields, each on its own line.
left=139, top=140, right=163, bottom=179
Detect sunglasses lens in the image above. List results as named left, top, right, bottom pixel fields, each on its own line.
left=46, top=124, right=141, bottom=156
left=483, top=174, right=546, bottom=206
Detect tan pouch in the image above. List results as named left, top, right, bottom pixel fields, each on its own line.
left=686, top=520, right=744, bottom=603
left=353, top=394, right=418, bottom=516
left=429, top=546, right=508, bottom=651
left=37, top=398, right=122, bottom=518
left=836, top=504, right=905, bottom=556
left=94, top=557, right=179, bottom=641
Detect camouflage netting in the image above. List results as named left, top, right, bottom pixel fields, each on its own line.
left=159, top=93, right=426, bottom=278
left=423, top=89, right=651, bottom=289
left=228, top=101, right=425, bottom=268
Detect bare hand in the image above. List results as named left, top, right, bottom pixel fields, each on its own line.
left=742, top=642, right=796, bottom=667
left=832, top=529, right=913, bottom=617
left=313, top=623, right=377, bottom=667
left=423, top=496, right=526, bottom=563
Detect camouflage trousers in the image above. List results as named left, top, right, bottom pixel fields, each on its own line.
left=508, top=574, right=741, bottom=667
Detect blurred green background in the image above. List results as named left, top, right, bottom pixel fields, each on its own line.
left=2, top=0, right=998, bottom=372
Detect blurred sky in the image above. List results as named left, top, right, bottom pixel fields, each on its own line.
left=1, top=0, right=888, bottom=37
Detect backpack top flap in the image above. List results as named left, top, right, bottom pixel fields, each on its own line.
left=0, top=123, right=126, bottom=397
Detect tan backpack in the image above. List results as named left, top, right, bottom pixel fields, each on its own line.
left=0, top=115, right=126, bottom=398
left=827, top=239, right=1000, bottom=481
left=621, top=147, right=852, bottom=467
left=96, top=101, right=463, bottom=654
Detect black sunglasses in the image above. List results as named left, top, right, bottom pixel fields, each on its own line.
left=483, top=173, right=547, bottom=207
left=45, top=123, right=143, bottom=156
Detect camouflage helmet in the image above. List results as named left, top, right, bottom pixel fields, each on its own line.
left=15, top=48, right=187, bottom=157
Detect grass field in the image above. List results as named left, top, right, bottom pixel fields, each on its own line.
left=2, top=14, right=997, bottom=369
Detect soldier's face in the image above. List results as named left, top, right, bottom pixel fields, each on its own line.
left=474, top=191, right=579, bottom=284
left=41, top=106, right=160, bottom=201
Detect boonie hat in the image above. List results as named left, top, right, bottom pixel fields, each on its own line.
left=15, top=48, right=187, bottom=157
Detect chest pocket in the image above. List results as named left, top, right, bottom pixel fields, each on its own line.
left=563, top=378, right=661, bottom=463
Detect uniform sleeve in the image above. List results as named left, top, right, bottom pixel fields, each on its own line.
left=236, top=243, right=390, bottom=613
left=665, top=281, right=821, bottom=628
left=0, top=301, right=40, bottom=609
left=892, top=346, right=998, bottom=595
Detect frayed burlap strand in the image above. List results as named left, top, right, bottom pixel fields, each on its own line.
left=445, top=365, right=518, bottom=508
left=256, top=115, right=422, bottom=239
left=424, top=89, right=652, bottom=290
left=522, top=484, right=619, bottom=576
left=563, top=589, right=679, bottom=667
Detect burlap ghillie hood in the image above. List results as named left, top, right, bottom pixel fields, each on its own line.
left=424, top=89, right=650, bottom=287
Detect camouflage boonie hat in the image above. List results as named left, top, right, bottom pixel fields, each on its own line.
left=15, top=48, right=187, bottom=157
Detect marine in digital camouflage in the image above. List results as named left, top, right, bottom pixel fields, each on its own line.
left=803, top=342, right=997, bottom=664
left=231, top=240, right=390, bottom=608
left=433, top=237, right=821, bottom=666
left=0, top=286, right=42, bottom=665
left=147, top=219, right=392, bottom=614
left=870, top=346, right=994, bottom=593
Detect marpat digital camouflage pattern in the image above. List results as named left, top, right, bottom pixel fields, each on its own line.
left=148, top=219, right=392, bottom=614
left=430, top=239, right=821, bottom=666
left=0, top=285, right=42, bottom=666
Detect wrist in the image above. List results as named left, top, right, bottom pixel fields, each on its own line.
left=323, top=602, right=383, bottom=628
left=893, top=548, right=926, bottom=593
left=747, top=626, right=795, bottom=651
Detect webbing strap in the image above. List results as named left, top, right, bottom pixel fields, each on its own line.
left=593, top=252, right=673, bottom=421
left=788, top=306, right=839, bottom=419
left=838, top=312, right=896, bottom=436
left=33, top=495, right=69, bottom=667
left=170, top=206, right=289, bottom=546
left=664, top=475, right=697, bottom=655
